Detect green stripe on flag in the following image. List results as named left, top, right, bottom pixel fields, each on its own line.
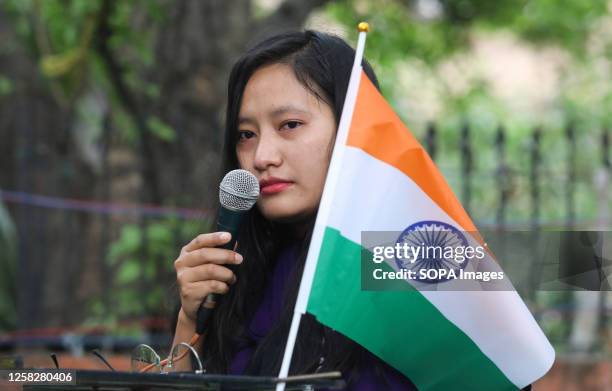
left=306, top=226, right=519, bottom=391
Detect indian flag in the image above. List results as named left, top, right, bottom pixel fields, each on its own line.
left=276, top=26, right=555, bottom=391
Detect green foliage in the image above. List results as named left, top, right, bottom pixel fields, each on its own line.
left=2, top=0, right=167, bottom=135
left=0, top=76, right=14, bottom=96
left=113, top=108, right=140, bottom=145
left=329, top=0, right=609, bottom=61
left=107, top=225, right=141, bottom=264
left=328, top=1, right=464, bottom=68
left=87, top=217, right=206, bottom=325
left=513, top=0, right=608, bottom=57
left=147, top=117, right=176, bottom=142
left=36, top=0, right=100, bottom=51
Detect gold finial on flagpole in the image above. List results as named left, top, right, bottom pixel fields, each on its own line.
left=357, top=22, right=369, bottom=33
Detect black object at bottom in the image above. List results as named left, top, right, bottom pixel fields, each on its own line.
left=23, top=369, right=345, bottom=390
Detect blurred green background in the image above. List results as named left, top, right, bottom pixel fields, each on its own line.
left=0, top=0, right=610, bottom=388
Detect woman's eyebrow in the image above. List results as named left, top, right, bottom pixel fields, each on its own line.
left=239, top=105, right=311, bottom=125
left=269, top=105, right=311, bottom=118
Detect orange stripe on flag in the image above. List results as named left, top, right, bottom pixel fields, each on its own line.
left=346, top=70, right=478, bottom=233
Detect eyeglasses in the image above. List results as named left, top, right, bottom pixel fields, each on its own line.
left=130, top=334, right=204, bottom=374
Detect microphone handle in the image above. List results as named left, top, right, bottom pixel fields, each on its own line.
left=195, top=207, right=245, bottom=334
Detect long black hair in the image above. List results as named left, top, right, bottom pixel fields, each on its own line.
left=200, top=30, right=388, bottom=384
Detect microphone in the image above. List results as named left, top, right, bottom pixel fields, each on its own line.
left=195, top=169, right=260, bottom=334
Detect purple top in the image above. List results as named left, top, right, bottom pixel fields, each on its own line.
left=229, top=242, right=417, bottom=390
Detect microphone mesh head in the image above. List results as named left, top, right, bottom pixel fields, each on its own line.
left=219, top=169, right=260, bottom=211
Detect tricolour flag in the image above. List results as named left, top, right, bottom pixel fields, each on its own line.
left=276, top=27, right=554, bottom=391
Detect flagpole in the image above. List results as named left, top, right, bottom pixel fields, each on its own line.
left=275, top=22, right=370, bottom=391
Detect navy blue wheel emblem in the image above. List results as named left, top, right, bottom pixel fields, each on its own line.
left=395, top=220, right=469, bottom=283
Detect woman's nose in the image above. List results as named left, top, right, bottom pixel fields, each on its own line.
left=253, top=132, right=282, bottom=171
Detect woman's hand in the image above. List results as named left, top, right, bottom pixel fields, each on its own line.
left=174, top=231, right=243, bottom=323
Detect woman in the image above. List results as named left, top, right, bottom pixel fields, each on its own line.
left=172, top=30, right=417, bottom=389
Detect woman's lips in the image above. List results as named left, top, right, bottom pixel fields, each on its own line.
left=260, top=182, right=292, bottom=195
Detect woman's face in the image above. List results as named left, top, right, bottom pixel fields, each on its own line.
left=236, top=63, right=336, bottom=223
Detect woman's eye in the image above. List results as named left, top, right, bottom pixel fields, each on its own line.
left=281, top=121, right=303, bottom=130
left=238, top=130, right=255, bottom=140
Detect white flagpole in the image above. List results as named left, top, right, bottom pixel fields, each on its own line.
left=275, top=23, right=370, bottom=391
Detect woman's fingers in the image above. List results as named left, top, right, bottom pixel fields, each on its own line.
left=175, top=232, right=241, bottom=321
left=181, top=231, right=232, bottom=254
left=180, top=280, right=230, bottom=315
left=177, top=246, right=243, bottom=268
left=178, top=263, right=236, bottom=285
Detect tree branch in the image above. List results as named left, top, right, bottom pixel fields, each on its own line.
left=94, top=0, right=162, bottom=204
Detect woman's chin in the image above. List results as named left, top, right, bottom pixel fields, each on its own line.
left=257, top=201, right=314, bottom=224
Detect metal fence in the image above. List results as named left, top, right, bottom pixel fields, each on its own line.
left=424, top=123, right=610, bottom=228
